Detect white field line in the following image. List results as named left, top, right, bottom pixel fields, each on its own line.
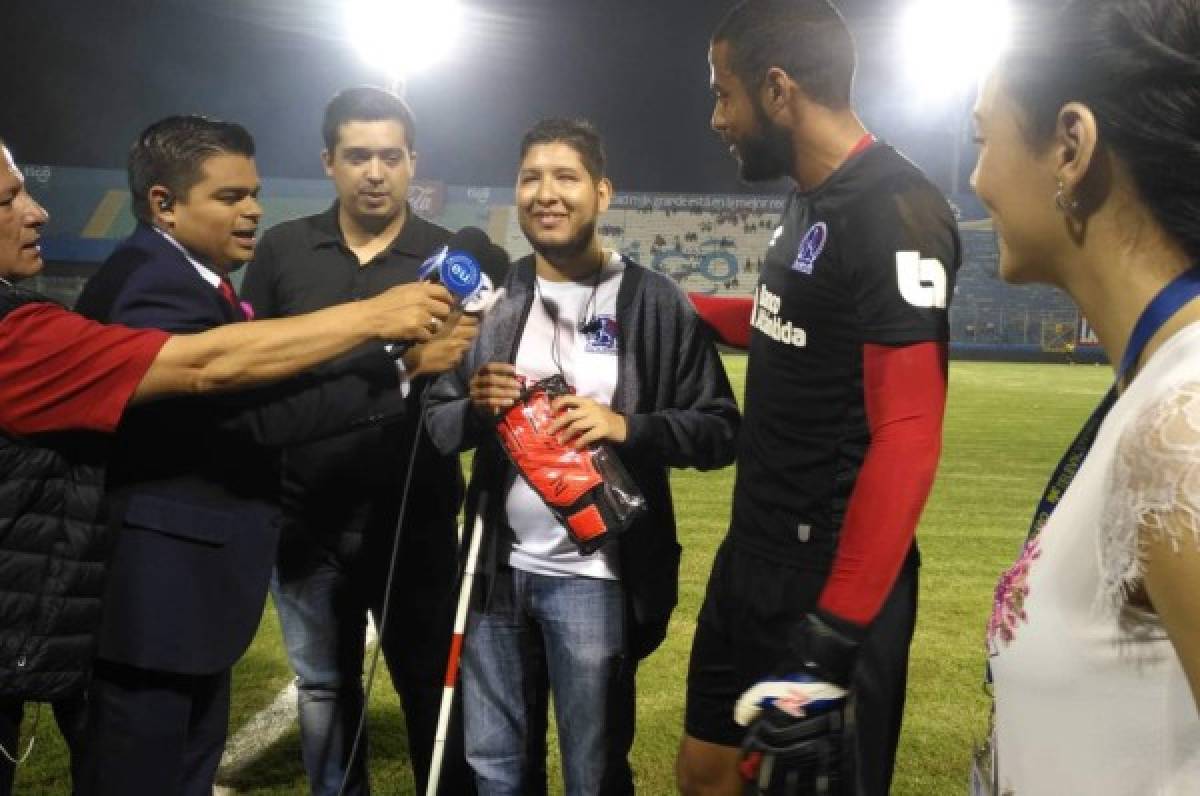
left=214, top=524, right=463, bottom=793
left=214, top=619, right=380, bottom=792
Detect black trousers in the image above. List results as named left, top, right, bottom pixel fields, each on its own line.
left=76, top=660, right=230, bottom=796
left=686, top=541, right=920, bottom=796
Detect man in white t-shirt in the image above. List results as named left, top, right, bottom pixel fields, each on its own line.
left=425, top=118, right=740, bottom=794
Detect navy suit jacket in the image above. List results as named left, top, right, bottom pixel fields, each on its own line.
left=76, top=223, right=407, bottom=674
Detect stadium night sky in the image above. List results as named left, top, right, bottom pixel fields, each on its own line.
left=1, top=0, right=987, bottom=195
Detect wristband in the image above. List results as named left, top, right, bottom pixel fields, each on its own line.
left=784, top=611, right=864, bottom=688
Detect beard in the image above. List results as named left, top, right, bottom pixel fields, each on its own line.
left=525, top=217, right=598, bottom=264
left=735, top=107, right=793, bottom=183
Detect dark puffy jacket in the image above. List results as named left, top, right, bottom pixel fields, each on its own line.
left=0, top=285, right=111, bottom=701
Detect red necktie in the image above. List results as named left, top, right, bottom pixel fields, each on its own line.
left=218, top=277, right=238, bottom=307
left=218, top=278, right=244, bottom=318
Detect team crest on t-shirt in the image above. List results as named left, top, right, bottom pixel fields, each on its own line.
left=584, top=316, right=619, bottom=354
left=792, top=222, right=828, bottom=275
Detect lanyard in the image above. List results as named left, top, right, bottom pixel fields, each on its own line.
left=1027, top=266, right=1200, bottom=541
left=1118, top=267, right=1200, bottom=384
left=1026, top=386, right=1116, bottom=539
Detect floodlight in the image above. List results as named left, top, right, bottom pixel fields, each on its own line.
left=345, top=0, right=464, bottom=92
left=899, top=0, right=1012, bottom=102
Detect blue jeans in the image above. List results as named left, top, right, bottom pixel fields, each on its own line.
left=271, top=561, right=370, bottom=796
left=462, top=569, right=635, bottom=796
left=272, top=507, right=471, bottom=796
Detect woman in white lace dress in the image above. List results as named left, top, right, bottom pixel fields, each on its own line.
left=970, top=0, right=1200, bottom=792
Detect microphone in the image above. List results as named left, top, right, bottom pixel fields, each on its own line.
left=389, top=228, right=510, bottom=359
left=417, top=226, right=509, bottom=314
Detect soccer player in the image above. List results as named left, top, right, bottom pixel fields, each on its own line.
left=425, top=118, right=739, bottom=794
left=676, top=2, right=961, bottom=794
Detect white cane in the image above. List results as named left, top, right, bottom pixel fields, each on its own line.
left=426, top=496, right=487, bottom=796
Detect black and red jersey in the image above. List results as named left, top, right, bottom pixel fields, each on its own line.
left=731, top=143, right=961, bottom=565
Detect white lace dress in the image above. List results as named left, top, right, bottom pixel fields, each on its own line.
left=987, top=322, right=1200, bottom=795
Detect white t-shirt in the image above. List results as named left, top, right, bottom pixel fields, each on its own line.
left=988, top=321, right=1200, bottom=795
left=505, top=252, right=625, bottom=579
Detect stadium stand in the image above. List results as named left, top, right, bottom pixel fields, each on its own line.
left=16, top=162, right=1102, bottom=361
left=497, top=201, right=771, bottom=296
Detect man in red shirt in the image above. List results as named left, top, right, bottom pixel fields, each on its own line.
left=0, top=137, right=460, bottom=795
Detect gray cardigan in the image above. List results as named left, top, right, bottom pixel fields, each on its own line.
left=425, top=255, right=740, bottom=658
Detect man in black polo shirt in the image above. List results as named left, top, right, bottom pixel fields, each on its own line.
left=241, top=87, right=486, bottom=795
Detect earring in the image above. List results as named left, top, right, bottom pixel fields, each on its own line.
left=1055, top=179, right=1080, bottom=215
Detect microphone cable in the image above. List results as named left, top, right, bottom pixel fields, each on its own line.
left=336, top=385, right=433, bottom=796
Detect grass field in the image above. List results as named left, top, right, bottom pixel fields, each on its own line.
left=15, top=359, right=1113, bottom=795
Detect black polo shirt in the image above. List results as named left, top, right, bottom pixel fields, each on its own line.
left=241, top=203, right=461, bottom=537
left=242, top=202, right=450, bottom=315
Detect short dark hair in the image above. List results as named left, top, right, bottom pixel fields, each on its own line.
left=322, top=86, right=417, bottom=153
left=128, top=115, right=255, bottom=223
left=1001, top=0, right=1200, bottom=262
left=712, top=0, right=856, bottom=109
left=519, top=118, right=607, bottom=179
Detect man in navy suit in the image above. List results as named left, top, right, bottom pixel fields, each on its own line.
left=73, top=115, right=478, bottom=796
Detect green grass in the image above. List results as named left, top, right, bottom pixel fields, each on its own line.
left=15, top=359, right=1113, bottom=794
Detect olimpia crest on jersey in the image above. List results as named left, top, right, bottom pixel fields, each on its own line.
left=792, top=222, right=828, bottom=275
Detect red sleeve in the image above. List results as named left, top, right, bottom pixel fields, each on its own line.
left=0, top=303, right=170, bottom=436
left=687, top=293, right=753, bottom=350
left=817, top=341, right=947, bottom=626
